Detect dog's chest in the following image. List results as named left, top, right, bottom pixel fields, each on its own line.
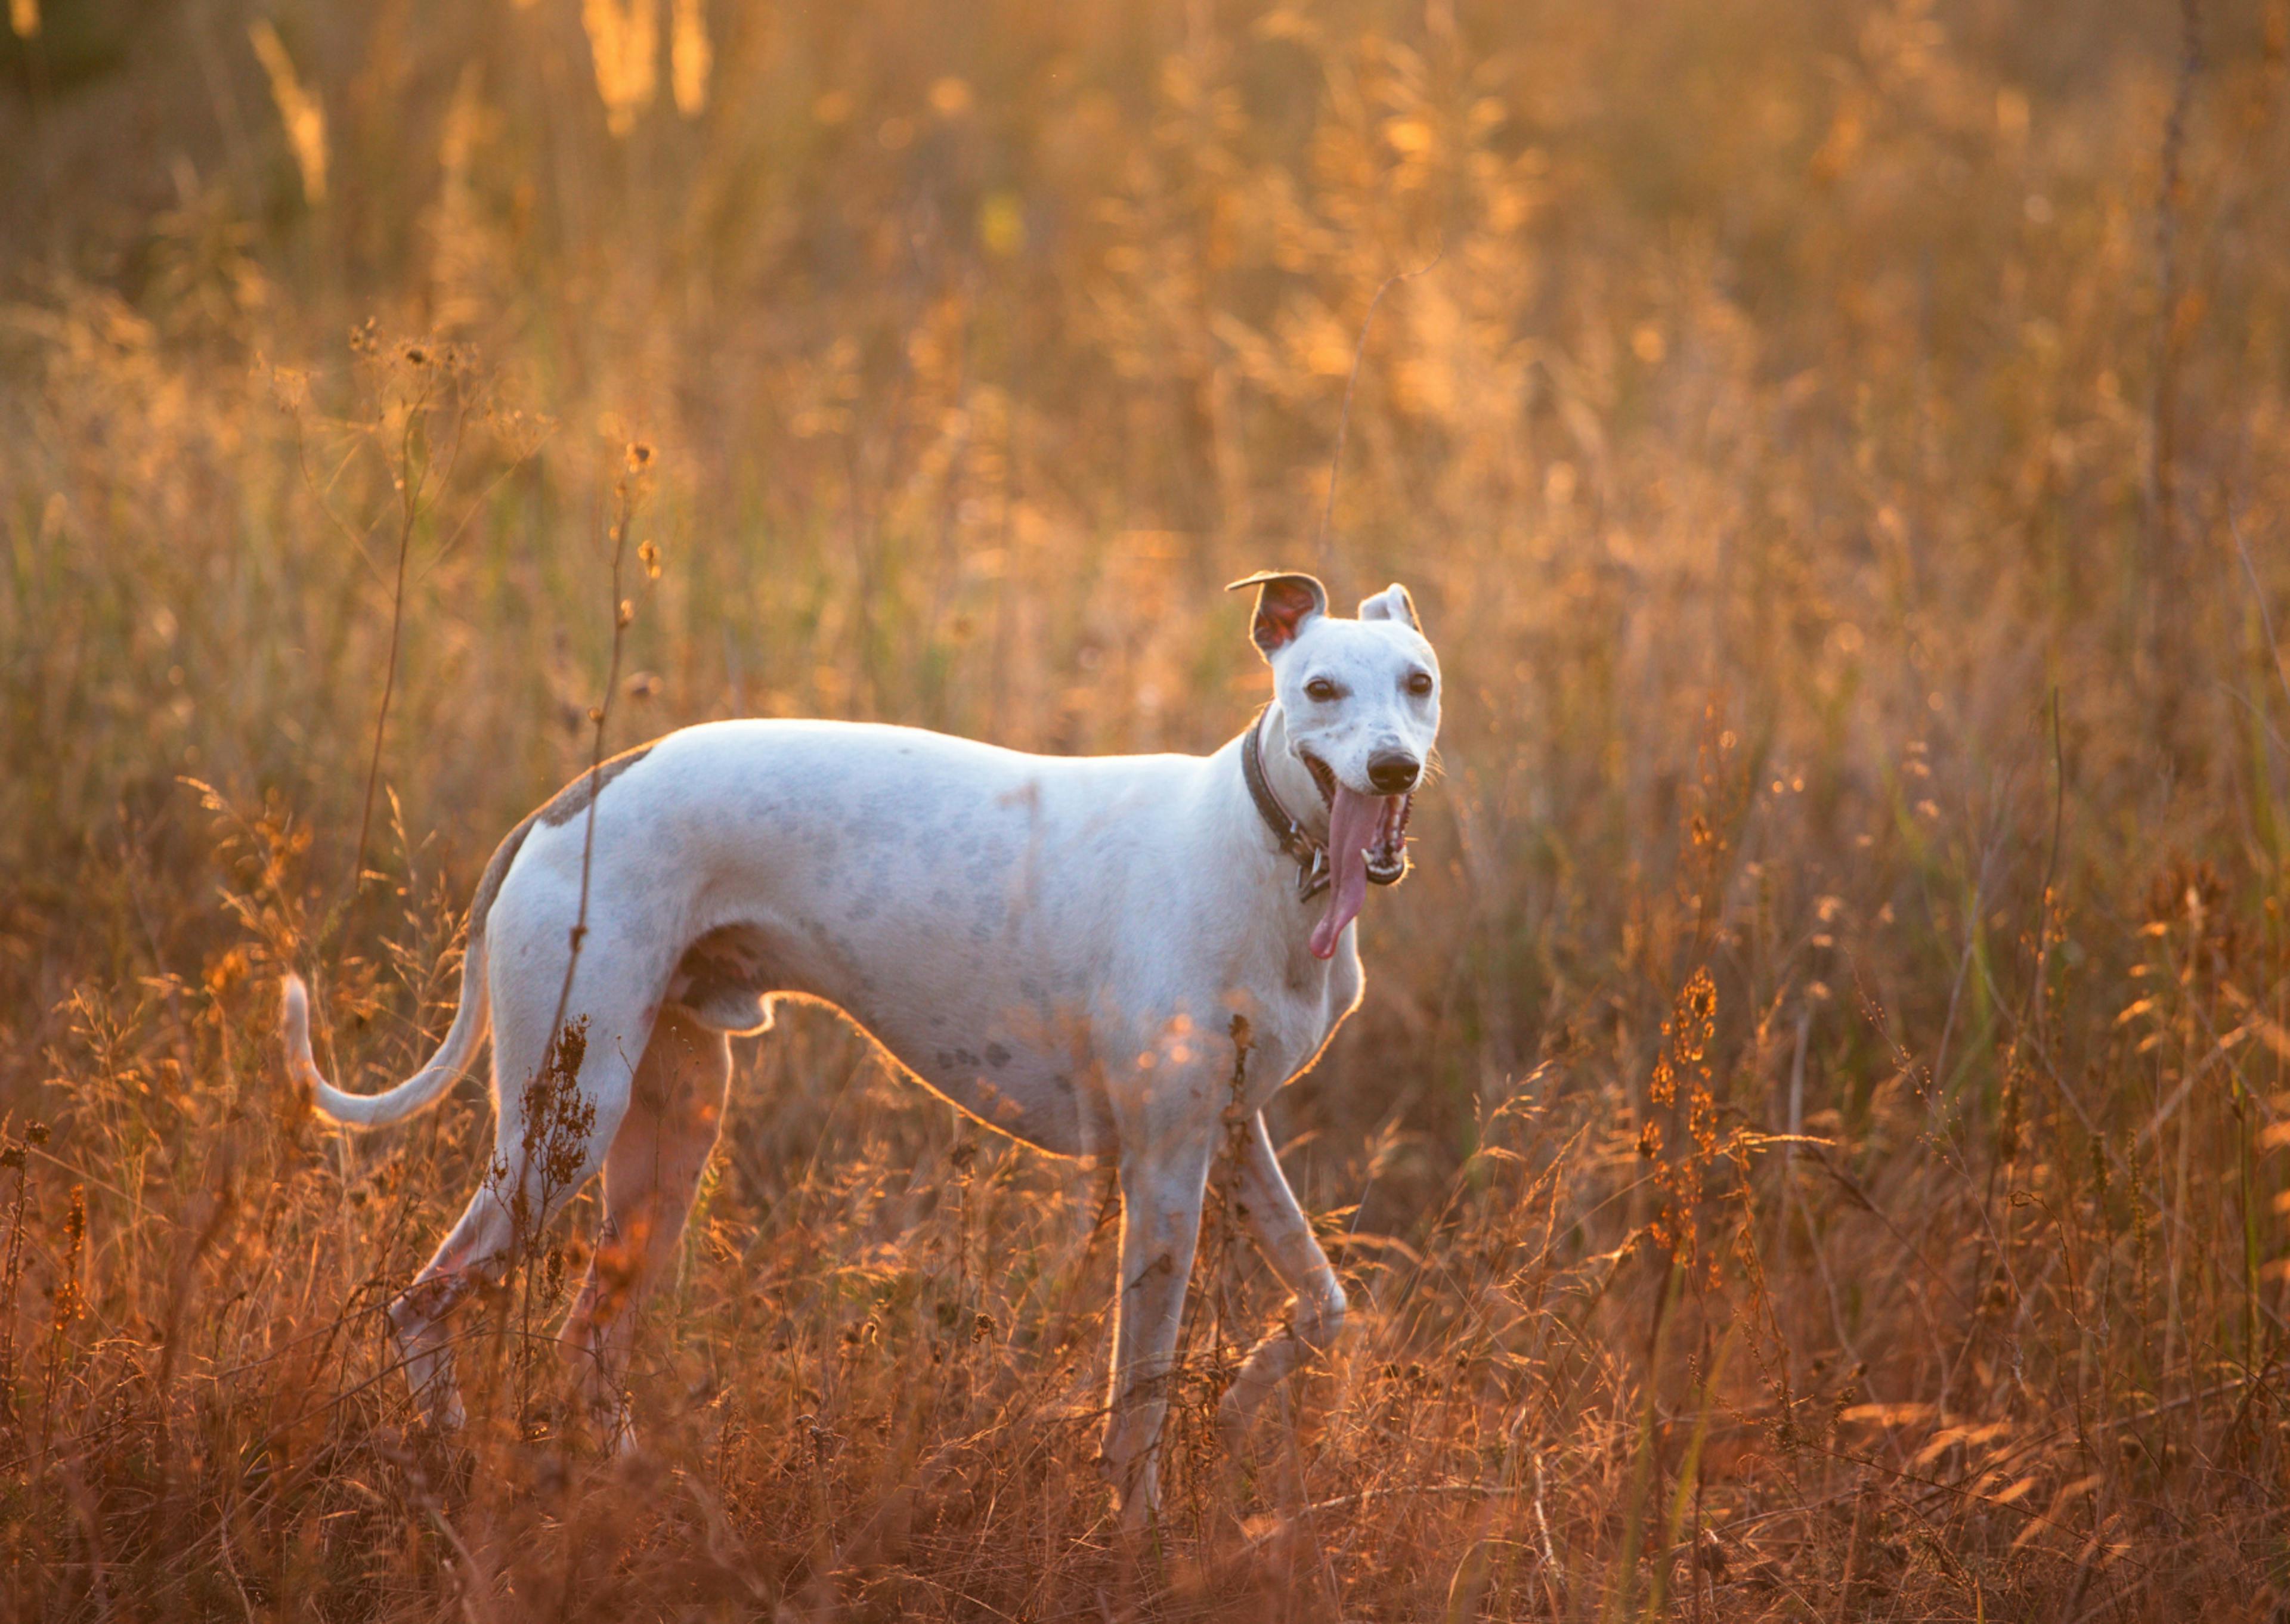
left=1241, top=954, right=1362, bottom=1107
left=898, top=1032, right=1102, bottom=1157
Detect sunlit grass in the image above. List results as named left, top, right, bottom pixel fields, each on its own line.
left=2, top=1, right=2288, bottom=1617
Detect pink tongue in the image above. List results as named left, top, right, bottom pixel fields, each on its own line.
left=1310, top=786, right=1387, bottom=959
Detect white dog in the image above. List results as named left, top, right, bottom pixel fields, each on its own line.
left=281, top=570, right=1438, bottom=1523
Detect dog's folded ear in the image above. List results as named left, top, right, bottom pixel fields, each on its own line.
left=1227, top=571, right=1329, bottom=656
left=1357, top=582, right=1421, bottom=631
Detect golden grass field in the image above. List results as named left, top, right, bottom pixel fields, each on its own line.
left=4, top=0, right=2290, bottom=1616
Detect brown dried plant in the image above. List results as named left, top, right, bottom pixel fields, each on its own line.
left=4, top=2, right=2290, bottom=1619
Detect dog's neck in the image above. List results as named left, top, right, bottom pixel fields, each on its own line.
left=1252, top=704, right=1331, bottom=847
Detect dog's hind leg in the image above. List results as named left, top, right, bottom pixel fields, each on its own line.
left=1216, top=1110, right=1347, bottom=1443
left=387, top=1184, right=515, bottom=1433
left=386, top=967, right=651, bottom=1434
left=558, top=1005, right=731, bottom=1451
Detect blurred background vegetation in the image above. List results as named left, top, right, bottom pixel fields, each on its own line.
left=4, top=0, right=2290, bottom=1617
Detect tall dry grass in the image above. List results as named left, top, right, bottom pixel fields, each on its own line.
left=3, top=0, right=2290, bottom=1617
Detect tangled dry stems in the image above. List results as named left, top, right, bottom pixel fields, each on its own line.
left=4, top=1, right=2290, bottom=1618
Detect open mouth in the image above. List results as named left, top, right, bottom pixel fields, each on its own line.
left=1298, top=751, right=1416, bottom=959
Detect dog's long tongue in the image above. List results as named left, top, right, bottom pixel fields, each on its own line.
left=1310, top=786, right=1387, bottom=960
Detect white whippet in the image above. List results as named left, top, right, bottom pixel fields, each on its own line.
left=280, top=570, right=1438, bottom=1523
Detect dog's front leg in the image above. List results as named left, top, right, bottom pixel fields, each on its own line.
left=1217, top=1109, right=1347, bottom=1443
left=1099, top=1133, right=1215, bottom=1530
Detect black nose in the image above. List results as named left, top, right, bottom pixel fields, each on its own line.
left=1367, top=753, right=1420, bottom=795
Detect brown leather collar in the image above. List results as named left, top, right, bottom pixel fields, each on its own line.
left=1240, top=708, right=1332, bottom=900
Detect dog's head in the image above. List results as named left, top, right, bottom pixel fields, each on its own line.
left=1230, top=570, right=1440, bottom=956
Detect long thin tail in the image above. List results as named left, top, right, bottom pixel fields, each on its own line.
left=281, top=813, right=534, bottom=1130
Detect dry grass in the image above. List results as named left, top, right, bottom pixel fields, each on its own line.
left=4, top=0, right=2290, bottom=1617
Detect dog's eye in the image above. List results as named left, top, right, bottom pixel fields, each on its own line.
left=1406, top=671, right=1434, bottom=697
left=1304, top=677, right=1341, bottom=702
